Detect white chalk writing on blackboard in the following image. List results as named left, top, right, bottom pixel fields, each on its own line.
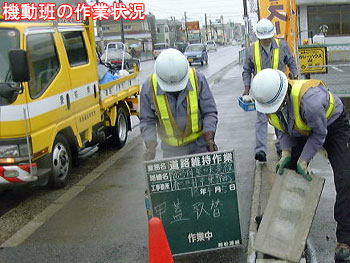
left=188, top=231, right=213, bottom=243
left=170, top=198, right=190, bottom=224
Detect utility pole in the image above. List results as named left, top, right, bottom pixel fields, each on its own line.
left=119, top=0, right=125, bottom=44
left=205, top=14, right=208, bottom=42
left=184, top=12, right=188, bottom=42
left=221, top=15, right=225, bottom=44
left=173, top=16, right=177, bottom=43
left=243, top=0, right=250, bottom=48
left=96, top=0, right=104, bottom=52
left=209, top=19, right=213, bottom=40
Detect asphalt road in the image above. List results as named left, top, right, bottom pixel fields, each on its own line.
left=0, top=45, right=257, bottom=263
left=1, top=45, right=346, bottom=263
left=309, top=62, right=350, bottom=97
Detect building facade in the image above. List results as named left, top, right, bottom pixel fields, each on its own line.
left=155, top=19, right=170, bottom=44
left=99, top=14, right=154, bottom=52
left=297, top=0, right=350, bottom=44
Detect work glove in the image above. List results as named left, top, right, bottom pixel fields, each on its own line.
left=297, top=158, right=312, bottom=181
left=276, top=150, right=291, bottom=175
left=144, top=140, right=157, bottom=161
left=203, top=131, right=218, bottom=152
left=288, top=73, right=299, bottom=80
left=242, top=86, right=250, bottom=96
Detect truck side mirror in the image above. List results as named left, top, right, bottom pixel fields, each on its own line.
left=0, top=83, right=21, bottom=100
left=9, top=49, right=30, bottom=83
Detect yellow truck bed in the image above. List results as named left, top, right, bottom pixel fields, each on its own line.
left=98, top=71, right=140, bottom=111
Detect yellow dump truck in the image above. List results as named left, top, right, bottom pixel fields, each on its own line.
left=0, top=17, right=139, bottom=188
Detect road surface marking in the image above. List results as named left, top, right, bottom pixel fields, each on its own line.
left=0, top=136, right=142, bottom=248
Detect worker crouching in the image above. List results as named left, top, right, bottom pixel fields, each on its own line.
left=250, top=68, right=350, bottom=261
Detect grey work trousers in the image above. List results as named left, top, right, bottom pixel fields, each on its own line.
left=256, top=111, right=281, bottom=154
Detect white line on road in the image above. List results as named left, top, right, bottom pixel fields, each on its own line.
left=0, top=135, right=142, bottom=248
left=331, top=66, right=344, bottom=72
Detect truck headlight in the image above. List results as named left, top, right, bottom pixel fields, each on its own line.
left=19, top=144, right=30, bottom=156
left=196, top=55, right=202, bottom=58
left=0, top=145, right=20, bottom=157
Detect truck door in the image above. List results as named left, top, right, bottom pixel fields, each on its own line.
left=58, top=27, right=101, bottom=136
left=25, top=28, right=76, bottom=156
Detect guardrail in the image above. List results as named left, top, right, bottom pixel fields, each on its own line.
left=324, top=43, right=350, bottom=63
left=239, top=48, right=246, bottom=65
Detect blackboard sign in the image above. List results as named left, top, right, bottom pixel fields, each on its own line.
left=145, top=150, right=241, bottom=255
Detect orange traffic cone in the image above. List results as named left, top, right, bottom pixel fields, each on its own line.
left=148, top=217, right=174, bottom=263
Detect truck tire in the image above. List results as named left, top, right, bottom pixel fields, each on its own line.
left=112, top=107, right=128, bottom=149
left=48, top=134, right=72, bottom=188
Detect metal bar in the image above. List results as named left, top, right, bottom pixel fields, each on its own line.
left=23, top=108, right=32, bottom=175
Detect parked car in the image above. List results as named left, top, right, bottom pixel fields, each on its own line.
left=174, top=42, right=188, bottom=53
left=184, top=44, right=208, bottom=66
left=206, top=40, right=217, bottom=51
left=153, top=43, right=169, bottom=59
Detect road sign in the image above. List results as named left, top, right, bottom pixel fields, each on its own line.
left=186, top=21, right=200, bottom=31
left=298, top=46, right=328, bottom=74
left=145, top=150, right=242, bottom=256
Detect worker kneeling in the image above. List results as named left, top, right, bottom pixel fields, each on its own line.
left=250, top=68, right=350, bottom=261
left=140, top=48, right=218, bottom=160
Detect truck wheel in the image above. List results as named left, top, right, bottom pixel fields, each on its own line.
left=48, top=134, right=72, bottom=188
left=112, top=107, right=128, bottom=149
left=201, top=61, right=204, bottom=66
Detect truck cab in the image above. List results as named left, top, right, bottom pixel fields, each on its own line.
left=0, top=18, right=139, bottom=188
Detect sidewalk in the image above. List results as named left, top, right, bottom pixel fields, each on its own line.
left=249, top=125, right=337, bottom=262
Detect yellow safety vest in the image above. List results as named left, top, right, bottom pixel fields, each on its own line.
left=253, top=39, right=280, bottom=74
left=268, top=80, right=335, bottom=136
left=150, top=68, right=203, bottom=146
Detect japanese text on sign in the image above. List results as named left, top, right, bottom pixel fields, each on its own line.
left=298, top=46, right=327, bottom=74
left=145, top=150, right=242, bottom=255
left=2, top=2, right=145, bottom=21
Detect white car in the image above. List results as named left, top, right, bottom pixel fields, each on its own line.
left=206, top=40, right=217, bottom=51
left=153, top=43, right=169, bottom=59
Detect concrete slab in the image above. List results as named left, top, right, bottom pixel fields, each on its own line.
left=253, top=169, right=325, bottom=262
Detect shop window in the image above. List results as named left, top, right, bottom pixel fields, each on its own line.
left=308, top=4, right=350, bottom=36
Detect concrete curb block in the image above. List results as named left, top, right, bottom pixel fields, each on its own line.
left=247, top=162, right=263, bottom=263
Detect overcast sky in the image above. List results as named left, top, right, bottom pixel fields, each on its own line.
left=105, top=0, right=259, bottom=25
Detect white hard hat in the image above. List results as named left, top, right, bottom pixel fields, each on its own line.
left=250, top=69, right=289, bottom=114
left=154, top=48, right=189, bottom=92
left=255, top=19, right=275, bottom=39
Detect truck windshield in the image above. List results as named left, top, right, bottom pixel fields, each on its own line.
left=0, top=29, right=19, bottom=106
left=0, top=29, right=19, bottom=84
left=186, top=45, right=203, bottom=52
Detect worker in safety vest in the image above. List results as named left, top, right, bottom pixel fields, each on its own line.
left=242, top=18, right=298, bottom=162
left=140, top=48, right=218, bottom=160
left=250, top=68, right=350, bottom=261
